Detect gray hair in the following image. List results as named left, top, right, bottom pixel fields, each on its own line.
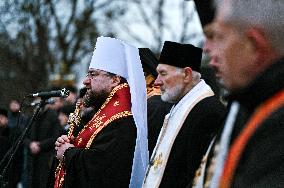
left=192, top=70, right=201, bottom=85
left=216, top=0, right=284, bottom=55
left=176, top=67, right=201, bottom=84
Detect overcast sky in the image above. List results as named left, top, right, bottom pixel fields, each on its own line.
left=76, top=0, right=205, bottom=87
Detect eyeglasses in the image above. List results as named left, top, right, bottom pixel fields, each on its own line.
left=85, top=71, right=110, bottom=79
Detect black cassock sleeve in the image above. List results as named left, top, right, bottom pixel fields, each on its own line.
left=160, top=96, right=225, bottom=188
left=64, top=116, right=137, bottom=188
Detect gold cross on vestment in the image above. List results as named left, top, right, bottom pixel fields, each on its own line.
left=78, top=138, right=82, bottom=145
left=153, top=153, right=163, bottom=170
left=114, top=101, right=120, bottom=106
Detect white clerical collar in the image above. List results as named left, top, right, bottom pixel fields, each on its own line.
left=173, top=79, right=211, bottom=109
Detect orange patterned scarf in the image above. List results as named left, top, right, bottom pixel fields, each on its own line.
left=220, top=89, right=284, bottom=188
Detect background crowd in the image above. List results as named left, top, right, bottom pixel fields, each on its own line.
left=0, top=87, right=84, bottom=187
left=0, top=0, right=283, bottom=188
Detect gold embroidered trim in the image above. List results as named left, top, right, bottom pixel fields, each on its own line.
left=54, top=83, right=130, bottom=188
left=114, top=101, right=120, bottom=106
left=77, top=83, right=129, bottom=136
left=85, top=111, right=132, bottom=149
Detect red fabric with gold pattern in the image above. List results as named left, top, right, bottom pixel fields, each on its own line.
left=54, top=83, right=132, bottom=188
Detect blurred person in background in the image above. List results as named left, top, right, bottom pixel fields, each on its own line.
left=24, top=101, right=62, bottom=188
left=65, top=86, right=78, bottom=105
left=0, top=108, right=22, bottom=188
left=58, top=104, right=75, bottom=135
left=0, top=108, right=11, bottom=187
left=48, top=97, right=64, bottom=113
left=8, top=100, right=28, bottom=131
left=190, top=1, right=229, bottom=187
left=0, top=108, right=10, bottom=161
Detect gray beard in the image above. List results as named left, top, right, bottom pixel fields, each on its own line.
left=161, top=84, right=183, bottom=103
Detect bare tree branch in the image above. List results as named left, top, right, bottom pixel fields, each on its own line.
left=64, top=0, right=78, bottom=36
left=156, top=0, right=165, bottom=48
left=180, top=1, right=194, bottom=42
left=135, top=1, right=158, bottom=40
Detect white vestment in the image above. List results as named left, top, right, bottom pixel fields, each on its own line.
left=142, top=80, right=214, bottom=188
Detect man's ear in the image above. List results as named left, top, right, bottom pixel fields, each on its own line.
left=183, top=67, right=193, bottom=83
left=246, top=28, right=272, bottom=64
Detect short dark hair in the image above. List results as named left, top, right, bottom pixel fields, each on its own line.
left=0, top=108, right=8, bottom=117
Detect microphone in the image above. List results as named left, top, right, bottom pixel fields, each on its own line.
left=28, top=88, right=70, bottom=98
left=30, top=98, right=56, bottom=106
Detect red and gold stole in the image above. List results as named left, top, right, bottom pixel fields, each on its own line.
left=220, top=89, right=284, bottom=188
left=146, top=74, right=161, bottom=99
left=54, top=83, right=132, bottom=188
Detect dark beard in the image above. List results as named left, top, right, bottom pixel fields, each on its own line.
left=83, top=90, right=110, bottom=112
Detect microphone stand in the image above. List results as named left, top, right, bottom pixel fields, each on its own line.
left=0, top=99, right=47, bottom=187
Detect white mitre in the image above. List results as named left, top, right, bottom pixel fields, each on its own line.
left=89, top=36, right=149, bottom=188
